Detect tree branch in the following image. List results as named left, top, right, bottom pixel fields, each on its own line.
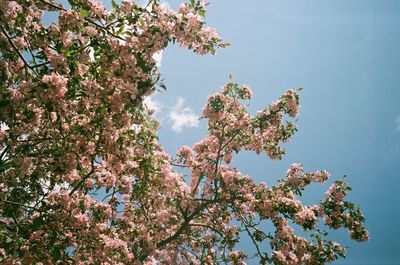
left=156, top=198, right=222, bottom=248
left=38, top=0, right=126, bottom=41
left=0, top=26, right=39, bottom=77
left=1, top=199, right=43, bottom=212
left=68, top=160, right=95, bottom=196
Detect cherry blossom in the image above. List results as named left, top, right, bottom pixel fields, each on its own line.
left=0, top=0, right=367, bottom=264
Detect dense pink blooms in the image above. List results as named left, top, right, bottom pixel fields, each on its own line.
left=294, top=206, right=317, bottom=229
left=0, top=0, right=367, bottom=264
left=41, top=73, right=68, bottom=99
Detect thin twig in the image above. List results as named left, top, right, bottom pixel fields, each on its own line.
left=234, top=208, right=271, bottom=264
left=39, top=0, right=126, bottom=41
left=0, top=26, right=39, bottom=77
left=31, top=61, right=50, bottom=69
left=38, top=0, right=66, bottom=11
left=1, top=199, right=42, bottom=212
left=69, top=160, right=95, bottom=196
left=171, top=162, right=187, bottom=168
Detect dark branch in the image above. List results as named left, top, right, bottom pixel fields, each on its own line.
left=68, top=160, right=95, bottom=196
left=0, top=26, right=39, bottom=77
left=1, top=199, right=43, bottom=212
left=38, top=0, right=126, bottom=41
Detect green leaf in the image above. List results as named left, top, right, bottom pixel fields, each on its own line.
left=198, top=9, right=206, bottom=17
left=0, top=162, right=16, bottom=173
left=0, top=98, right=10, bottom=108
left=80, top=8, right=89, bottom=17
left=111, top=0, right=118, bottom=9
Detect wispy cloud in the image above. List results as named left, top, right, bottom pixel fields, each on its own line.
left=143, top=95, right=163, bottom=116
left=152, top=50, right=163, bottom=68
left=168, top=97, right=199, bottom=133
left=396, top=115, right=400, bottom=131
left=160, top=1, right=171, bottom=9
left=138, top=0, right=170, bottom=11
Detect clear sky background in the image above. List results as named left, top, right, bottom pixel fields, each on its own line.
left=143, top=0, right=400, bottom=264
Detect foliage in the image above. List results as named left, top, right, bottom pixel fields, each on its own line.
left=0, top=0, right=368, bottom=264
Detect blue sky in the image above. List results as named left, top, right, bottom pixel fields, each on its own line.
left=145, top=0, right=400, bottom=264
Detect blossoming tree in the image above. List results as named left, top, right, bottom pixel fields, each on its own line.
left=0, top=0, right=368, bottom=264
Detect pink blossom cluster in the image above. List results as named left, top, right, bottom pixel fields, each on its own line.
left=41, top=73, right=69, bottom=99
left=2, top=1, right=22, bottom=27
left=201, top=83, right=302, bottom=161
left=285, top=163, right=330, bottom=190
left=322, top=181, right=370, bottom=242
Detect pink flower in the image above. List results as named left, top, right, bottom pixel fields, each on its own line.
left=5, top=1, right=22, bottom=27
left=42, top=73, right=68, bottom=99
left=89, top=0, right=107, bottom=17
left=74, top=213, right=89, bottom=225
left=273, top=250, right=286, bottom=262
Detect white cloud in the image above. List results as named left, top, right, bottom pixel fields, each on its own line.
left=143, top=95, right=163, bottom=115
left=138, top=0, right=170, bottom=11
left=396, top=115, right=400, bottom=131
left=168, top=97, right=199, bottom=133
left=160, top=1, right=171, bottom=9
left=152, top=50, right=163, bottom=68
